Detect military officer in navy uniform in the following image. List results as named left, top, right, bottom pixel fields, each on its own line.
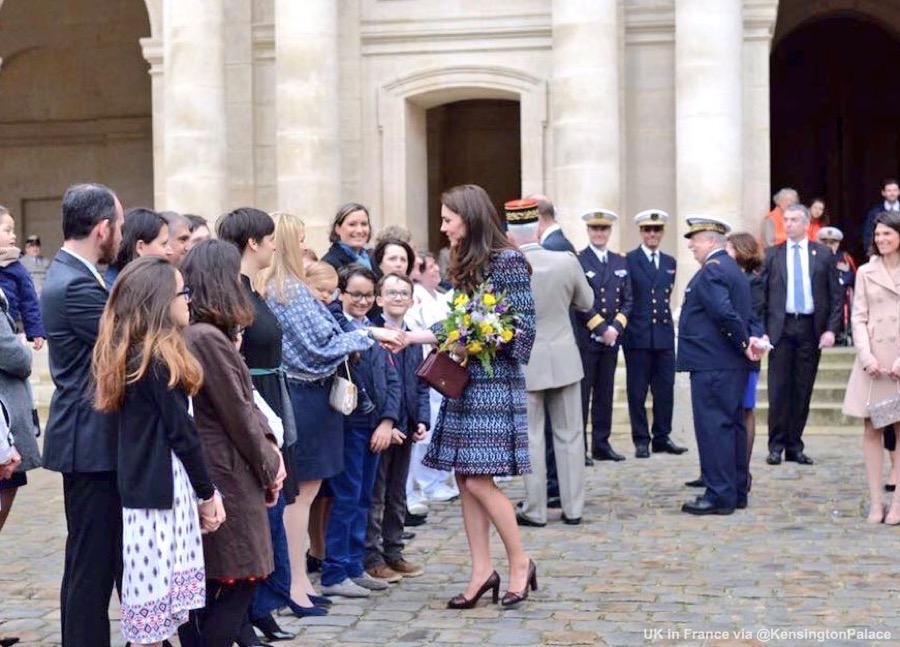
left=677, top=216, right=766, bottom=515
left=623, top=210, right=686, bottom=458
left=576, top=209, right=633, bottom=462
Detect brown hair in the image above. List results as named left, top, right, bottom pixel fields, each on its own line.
left=181, top=239, right=254, bottom=339
left=329, top=202, right=371, bottom=244
left=726, top=232, right=762, bottom=273
left=93, top=256, right=203, bottom=412
left=373, top=237, right=415, bottom=276
left=871, top=211, right=900, bottom=257
left=441, top=184, right=517, bottom=293
left=377, top=272, right=414, bottom=294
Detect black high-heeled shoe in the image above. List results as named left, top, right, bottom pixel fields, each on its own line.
left=447, top=571, right=500, bottom=609
left=250, top=614, right=295, bottom=642
left=501, top=560, right=537, bottom=608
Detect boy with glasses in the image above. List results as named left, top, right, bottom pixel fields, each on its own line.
left=365, top=272, right=429, bottom=582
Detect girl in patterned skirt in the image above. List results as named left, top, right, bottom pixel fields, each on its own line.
left=93, top=256, right=225, bottom=645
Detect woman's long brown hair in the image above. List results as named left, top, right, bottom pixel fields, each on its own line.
left=442, top=184, right=517, bottom=294
left=93, top=256, right=203, bottom=412
left=181, top=239, right=255, bottom=338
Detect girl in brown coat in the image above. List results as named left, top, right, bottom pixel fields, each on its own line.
left=178, top=240, right=286, bottom=647
left=842, top=212, right=900, bottom=524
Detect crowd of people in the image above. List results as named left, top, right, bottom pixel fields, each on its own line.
left=0, top=177, right=899, bottom=646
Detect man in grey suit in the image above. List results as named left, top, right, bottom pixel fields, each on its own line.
left=504, top=200, right=593, bottom=526
left=41, top=183, right=124, bottom=647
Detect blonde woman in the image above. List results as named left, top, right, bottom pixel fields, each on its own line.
left=259, top=212, right=403, bottom=600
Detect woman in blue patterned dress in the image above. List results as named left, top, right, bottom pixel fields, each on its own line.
left=405, top=184, right=538, bottom=609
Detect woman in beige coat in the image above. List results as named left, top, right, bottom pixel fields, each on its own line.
left=842, top=211, right=900, bottom=524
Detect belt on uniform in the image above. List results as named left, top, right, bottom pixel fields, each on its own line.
left=786, top=312, right=814, bottom=319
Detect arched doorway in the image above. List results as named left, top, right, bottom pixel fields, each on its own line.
left=771, top=13, right=900, bottom=258
left=425, top=99, right=521, bottom=250
left=0, top=0, right=153, bottom=256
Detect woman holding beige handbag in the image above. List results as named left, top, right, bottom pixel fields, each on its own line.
left=842, top=211, right=900, bottom=524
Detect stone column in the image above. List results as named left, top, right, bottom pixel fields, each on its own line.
left=139, top=37, right=164, bottom=209
left=551, top=0, right=621, bottom=251
left=743, top=1, right=779, bottom=241
left=162, top=0, right=227, bottom=217
left=274, top=0, right=341, bottom=253
left=674, top=0, right=743, bottom=294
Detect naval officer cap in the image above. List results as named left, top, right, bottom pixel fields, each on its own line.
left=683, top=216, right=732, bottom=239
left=634, top=209, right=669, bottom=228
left=817, top=226, right=844, bottom=243
left=581, top=209, right=619, bottom=227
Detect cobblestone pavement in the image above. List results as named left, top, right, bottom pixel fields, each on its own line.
left=1, top=432, right=898, bottom=647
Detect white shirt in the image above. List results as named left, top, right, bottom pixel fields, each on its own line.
left=589, top=245, right=608, bottom=264
left=60, top=246, right=106, bottom=288
left=405, top=283, right=452, bottom=357
left=640, top=244, right=659, bottom=269
left=539, top=223, right=563, bottom=245
left=885, top=201, right=900, bottom=212
left=785, top=237, right=814, bottom=314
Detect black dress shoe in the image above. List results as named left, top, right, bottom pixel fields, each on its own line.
left=561, top=513, right=582, bottom=525
left=766, top=451, right=782, bottom=465
left=785, top=452, right=814, bottom=465
left=1, top=639, right=20, bottom=647
left=652, top=438, right=688, bottom=455
left=684, top=477, right=704, bottom=488
left=401, top=530, right=416, bottom=540
left=584, top=454, right=594, bottom=467
left=547, top=496, right=562, bottom=509
left=736, top=499, right=748, bottom=510
left=886, top=484, right=897, bottom=493
left=405, top=511, right=427, bottom=527
left=591, top=447, right=626, bottom=462
left=251, top=614, right=295, bottom=641
left=681, top=497, right=735, bottom=515
left=516, top=512, right=546, bottom=527
left=635, top=444, right=650, bottom=459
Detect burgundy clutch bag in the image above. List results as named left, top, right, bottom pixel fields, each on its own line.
left=416, top=349, right=470, bottom=399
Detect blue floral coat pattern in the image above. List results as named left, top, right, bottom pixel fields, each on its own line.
left=423, top=249, right=536, bottom=476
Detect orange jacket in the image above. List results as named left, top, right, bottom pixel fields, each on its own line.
left=765, top=207, right=786, bottom=246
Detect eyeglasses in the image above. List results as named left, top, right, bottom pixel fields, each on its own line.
left=383, top=289, right=412, bottom=300
left=346, top=292, right=376, bottom=302
left=643, top=226, right=664, bottom=233
left=175, top=286, right=192, bottom=303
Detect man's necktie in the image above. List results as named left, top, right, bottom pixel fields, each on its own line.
left=793, top=243, right=806, bottom=313
left=650, top=251, right=658, bottom=270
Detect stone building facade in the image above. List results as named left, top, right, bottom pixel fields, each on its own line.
left=1, top=0, right=899, bottom=294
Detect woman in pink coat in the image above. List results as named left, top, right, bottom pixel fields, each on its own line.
left=842, top=211, right=900, bottom=524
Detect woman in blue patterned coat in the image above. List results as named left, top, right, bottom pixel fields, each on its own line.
left=405, top=184, right=537, bottom=609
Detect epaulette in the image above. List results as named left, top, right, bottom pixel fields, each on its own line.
left=705, top=259, right=720, bottom=266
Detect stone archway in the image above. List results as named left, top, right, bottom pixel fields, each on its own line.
left=0, top=0, right=154, bottom=255
left=376, top=66, right=547, bottom=245
left=771, top=5, right=900, bottom=257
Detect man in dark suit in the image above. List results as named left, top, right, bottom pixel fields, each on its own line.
left=41, top=183, right=124, bottom=646
left=528, top=193, right=577, bottom=253
left=862, top=178, right=899, bottom=254
left=575, top=209, right=633, bottom=462
left=623, top=210, right=686, bottom=458
left=762, top=203, right=842, bottom=466
left=677, top=217, right=765, bottom=515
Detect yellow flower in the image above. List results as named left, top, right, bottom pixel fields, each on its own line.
left=482, top=293, right=497, bottom=306
left=447, top=330, right=460, bottom=342
left=479, top=322, right=494, bottom=336
left=501, top=329, right=514, bottom=342
left=463, top=314, right=472, bottom=327
left=467, top=340, right=483, bottom=354
left=454, top=293, right=470, bottom=308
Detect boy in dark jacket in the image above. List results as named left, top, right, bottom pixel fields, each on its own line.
left=365, top=273, right=429, bottom=582
left=321, top=265, right=403, bottom=598
left=0, top=207, right=45, bottom=348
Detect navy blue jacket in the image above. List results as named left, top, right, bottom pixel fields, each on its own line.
left=374, top=315, right=430, bottom=434
left=0, top=259, right=45, bottom=339
left=542, top=228, right=576, bottom=254
left=676, top=248, right=761, bottom=372
left=622, top=247, right=675, bottom=350
left=326, top=301, right=401, bottom=430
left=575, top=248, right=633, bottom=353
